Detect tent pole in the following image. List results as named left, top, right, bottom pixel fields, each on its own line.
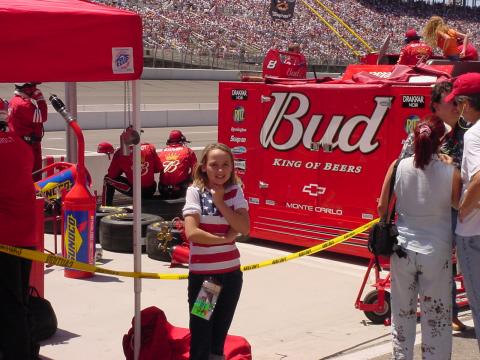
left=132, top=79, right=142, bottom=360
left=65, top=82, right=78, bottom=163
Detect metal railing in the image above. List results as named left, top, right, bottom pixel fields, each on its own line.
left=143, top=47, right=351, bottom=73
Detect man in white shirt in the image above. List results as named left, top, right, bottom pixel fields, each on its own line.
left=446, top=72, right=480, bottom=349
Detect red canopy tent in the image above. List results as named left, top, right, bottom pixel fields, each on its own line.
left=1, top=1, right=145, bottom=358
left=0, top=0, right=143, bottom=82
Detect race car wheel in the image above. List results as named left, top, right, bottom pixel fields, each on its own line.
left=141, top=197, right=185, bottom=221
left=146, top=221, right=183, bottom=262
left=363, top=290, right=391, bottom=324
left=95, top=206, right=127, bottom=243
left=236, top=234, right=251, bottom=243
left=99, top=213, right=162, bottom=253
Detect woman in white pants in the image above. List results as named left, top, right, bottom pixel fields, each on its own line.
left=378, top=116, right=462, bottom=360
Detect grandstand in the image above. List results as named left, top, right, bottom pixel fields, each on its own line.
left=95, top=0, right=480, bottom=69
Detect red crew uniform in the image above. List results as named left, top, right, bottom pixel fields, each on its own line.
left=102, top=143, right=163, bottom=206
left=398, top=41, right=433, bottom=65
left=0, top=127, right=39, bottom=359
left=8, top=84, right=48, bottom=181
left=158, top=130, right=197, bottom=199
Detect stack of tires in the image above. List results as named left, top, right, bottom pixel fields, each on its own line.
left=99, top=213, right=162, bottom=253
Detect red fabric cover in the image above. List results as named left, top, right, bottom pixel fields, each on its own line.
left=0, top=132, right=36, bottom=247
left=123, top=307, right=252, bottom=360
left=349, top=64, right=451, bottom=85
left=0, top=0, right=142, bottom=82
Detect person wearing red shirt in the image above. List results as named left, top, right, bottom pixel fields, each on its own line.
left=7, top=83, right=48, bottom=181
left=397, top=29, right=433, bottom=66
left=102, top=143, right=163, bottom=206
left=158, top=130, right=197, bottom=199
left=0, top=97, right=39, bottom=360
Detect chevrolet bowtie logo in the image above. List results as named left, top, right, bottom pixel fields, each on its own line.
left=302, top=184, right=326, bottom=197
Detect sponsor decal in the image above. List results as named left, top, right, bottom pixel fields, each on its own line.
left=272, top=158, right=362, bottom=173
left=231, top=89, right=248, bottom=100
left=234, top=159, right=246, bottom=170
left=286, top=202, right=343, bottom=216
left=302, top=184, right=326, bottom=197
left=112, top=47, right=134, bottom=74
left=402, top=95, right=425, bottom=108
left=233, top=106, right=245, bottom=123
left=404, top=114, right=420, bottom=134
left=369, top=72, right=391, bottom=78
left=261, top=93, right=392, bottom=154
left=249, top=197, right=260, bottom=204
left=232, top=146, right=247, bottom=155
left=231, top=127, right=247, bottom=133
left=269, top=0, right=296, bottom=21
left=230, top=135, right=247, bottom=144
left=362, top=213, right=374, bottom=220
left=265, top=200, right=276, bottom=206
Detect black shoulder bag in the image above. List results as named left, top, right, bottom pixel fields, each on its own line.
left=368, top=160, right=405, bottom=270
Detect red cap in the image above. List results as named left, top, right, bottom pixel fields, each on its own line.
left=444, top=73, right=480, bottom=103
left=167, top=130, right=188, bottom=144
left=405, top=29, right=419, bottom=39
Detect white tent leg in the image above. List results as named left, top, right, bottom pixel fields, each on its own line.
left=65, top=82, right=78, bottom=163
left=132, top=79, right=142, bottom=360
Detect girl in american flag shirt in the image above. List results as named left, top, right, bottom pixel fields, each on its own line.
left=183, top=143, right=250, bottom=360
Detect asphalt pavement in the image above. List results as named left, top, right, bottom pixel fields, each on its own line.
left=23, top=80, right=480, bottom=359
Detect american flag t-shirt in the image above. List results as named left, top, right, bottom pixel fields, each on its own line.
left=183, top=185, right=248, bottom=274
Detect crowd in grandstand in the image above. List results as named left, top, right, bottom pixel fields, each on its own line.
left=97, top=0, right=480, bottom=65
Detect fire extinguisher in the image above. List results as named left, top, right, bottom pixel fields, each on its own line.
left=50, top=95, right=96, bottom=279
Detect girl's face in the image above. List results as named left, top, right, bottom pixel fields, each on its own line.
left=202, top=149, right=233, bottom=187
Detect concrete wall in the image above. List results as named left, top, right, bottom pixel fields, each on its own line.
left=44, top=103, right=218, bottom=131
left=42, top=147, right=204, bottom=197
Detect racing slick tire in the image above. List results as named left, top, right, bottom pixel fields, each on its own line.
left=236, top=234, right=251, bottom=243
left=99, top=213, right=162, bottom=253
left=95, top=206, right=127, bottom=243
left=141, top=196, right=185, bottom=221
left=363, top=290, right=391, bottom=324
left=146, top=221, right=183, bottom=262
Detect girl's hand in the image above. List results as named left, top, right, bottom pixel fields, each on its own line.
left=225, top=227, right=239, bottom=242
left=210, top=185, right=225, bottom=206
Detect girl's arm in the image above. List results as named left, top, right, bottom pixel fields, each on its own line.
left=452, top=168, right=462, bottom=210
left=184, top=213, right=236, bottom=244
left=377, top=160, right=397, bottom=218
left=457, top=31, right=469, bottom=57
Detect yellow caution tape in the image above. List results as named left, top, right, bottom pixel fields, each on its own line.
left=0, top=218, right=378, bottom=280
left=241, top=218, right=378, bottom=271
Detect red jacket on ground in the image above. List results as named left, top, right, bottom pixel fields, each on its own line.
left=158, top=144, right=197, bottom=186
left=107, top=143, right=163, bottom=187
left=397, top=41, right=433, bottom=65
left=0, top=131, right=36, bottom=247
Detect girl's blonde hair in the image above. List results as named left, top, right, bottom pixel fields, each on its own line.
left=193, top=143, right=241, bottom=190
left=423, top=16, right=449, bottom=48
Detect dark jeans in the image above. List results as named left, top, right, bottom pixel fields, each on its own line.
left=452, top=208, right=460, bottom=318
left=188, top=270, right=243, bottom=360
left=0, top=251, right=37, bottom=360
